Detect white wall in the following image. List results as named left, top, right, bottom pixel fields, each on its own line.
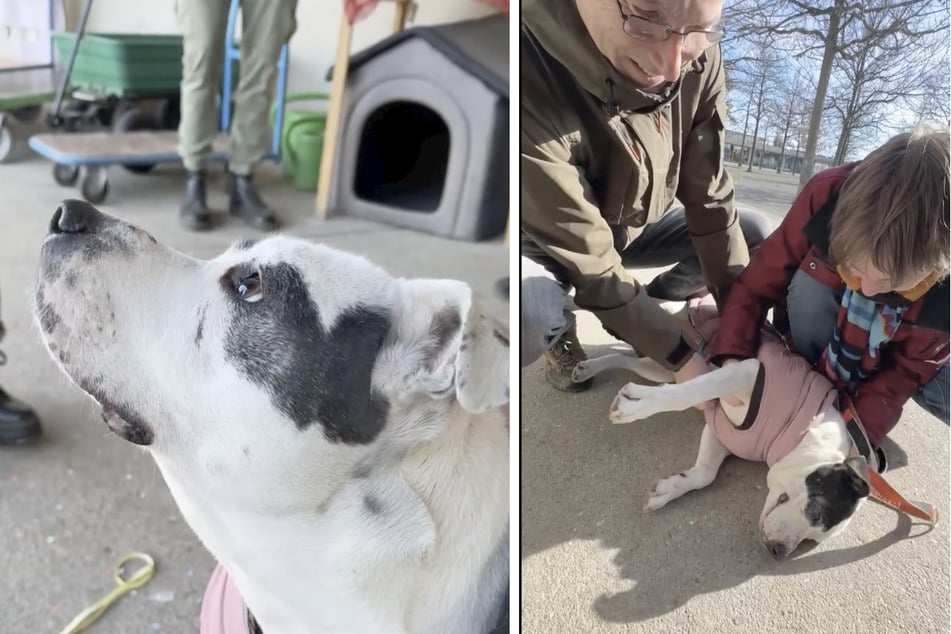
left=61, top=0, right=499, bottom=95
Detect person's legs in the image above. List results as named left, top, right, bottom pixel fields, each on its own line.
left=176, top=0, right=229, bottom=231
left=623, top=206, right=774, bottom=300
left=786, top=269, right=841, bottom=365
left=226, top=0, right=297, bottom=230
left=912, top=364, right=949, bottom=425
left=521, top=256, right=571, bottom=366
left=520, top=235, right=590, bottom=391
left=0, top=287, right=41, bottom=445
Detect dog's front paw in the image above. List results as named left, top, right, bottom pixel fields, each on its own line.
left=609, top=383, right=663, bottom=424
left=644, top=472, right=690, bottom=511
left=571, top=360, right=593, bottom=384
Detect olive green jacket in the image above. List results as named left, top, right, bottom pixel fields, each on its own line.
left=520, top=0, right=749, bottom=370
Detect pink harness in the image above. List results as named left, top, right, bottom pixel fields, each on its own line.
left=689, top=304, right=838, bottom=467
left=200, top=564, right=258, bottom=634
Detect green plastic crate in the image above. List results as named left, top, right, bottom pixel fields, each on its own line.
left=51, top=32, right=183, bottom=96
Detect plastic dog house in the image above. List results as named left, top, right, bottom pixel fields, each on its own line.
left=327, top=14, right=508, bottom=241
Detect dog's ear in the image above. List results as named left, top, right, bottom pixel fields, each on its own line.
left=843, top=456, right=871, bottom=498
left=394, top=279, right=508, bottom=413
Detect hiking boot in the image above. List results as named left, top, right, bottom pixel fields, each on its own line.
left=229, top=173, right=278, bottom=231
left=544, top=326, right=592, bottom=392
left=179, top=170, right=211, bottom=231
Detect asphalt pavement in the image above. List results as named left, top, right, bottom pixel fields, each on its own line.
left=520, top=168, right=950, bottom=633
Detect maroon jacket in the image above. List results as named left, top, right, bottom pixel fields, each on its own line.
left=710, top=164, right=950, bottom=447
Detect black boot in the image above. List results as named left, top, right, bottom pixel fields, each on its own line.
left=645, top=258, right=708, bottom=301
left=0, top=347, right=41, bottom=445
left=179, top=170, right=211, bottom=231
left=0, top=385, right=41, bottom=445
left=229, top=173, right=278, bottom=231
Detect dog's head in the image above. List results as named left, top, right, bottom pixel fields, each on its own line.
left=34, top=200, right=508, bottom=504
left=760, top=452, right=870, bottom=560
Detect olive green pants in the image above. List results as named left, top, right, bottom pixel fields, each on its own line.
left=176, top=0, right=297, bottom=175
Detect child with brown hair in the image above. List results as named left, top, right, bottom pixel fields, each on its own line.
left=710, top=126, right=950, bottom=466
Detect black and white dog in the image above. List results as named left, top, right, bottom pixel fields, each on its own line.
left=572, top=300, right=875, bottom=560
left=35, top=200, right=509, bottom=633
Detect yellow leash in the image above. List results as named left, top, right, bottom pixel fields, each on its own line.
left=59, top=552, right=156, bottom=634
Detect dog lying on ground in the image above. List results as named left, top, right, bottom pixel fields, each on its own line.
left=572, top=300, right=874, bottom=560
left=34, top=200, right=509, bottom=634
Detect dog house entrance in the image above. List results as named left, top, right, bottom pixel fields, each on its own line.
left=353, top=101, right=450, bottom=212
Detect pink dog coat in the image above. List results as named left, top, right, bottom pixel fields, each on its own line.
left=200, top=564, right=259, bottom=634
left=689, top=303, right=838, bottom=467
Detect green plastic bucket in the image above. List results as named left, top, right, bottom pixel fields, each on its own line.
left=270, top=92, right=328, bottom=191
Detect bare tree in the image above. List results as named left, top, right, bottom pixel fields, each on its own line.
left=764, top=69, right=812, bottom=173
left=908, top=49, right=951, bottom=126
left=724, top=0, right=949, bottom=188
left=726, top=40, right=783, bottom=172
left=826, top=3, right=948, bottom=163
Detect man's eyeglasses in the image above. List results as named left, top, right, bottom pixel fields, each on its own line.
left=615, top=0, right=725, bottom=49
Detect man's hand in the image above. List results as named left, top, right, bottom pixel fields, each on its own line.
left=673, top=353, right=715, bottom=411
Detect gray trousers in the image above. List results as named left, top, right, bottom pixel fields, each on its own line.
left=176, top=0, right=297, bottom=174
left=520, top=207, right=775, bottom=366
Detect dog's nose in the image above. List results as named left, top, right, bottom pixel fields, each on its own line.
left=767, top=542, right=788, bottom=560
left=50, top=199, right=103, bottom=234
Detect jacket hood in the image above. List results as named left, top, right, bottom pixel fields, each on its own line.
left=521, top=0, right=705, bottom=113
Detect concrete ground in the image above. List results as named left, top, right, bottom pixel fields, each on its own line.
left=521, top=169, right=950, bottom=633
left=0, top=154, right=507, bottom=632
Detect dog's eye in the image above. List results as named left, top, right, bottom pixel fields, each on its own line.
left=777, top=493, right=789, bottom=505
left=236, top=273, right=262, bottom=303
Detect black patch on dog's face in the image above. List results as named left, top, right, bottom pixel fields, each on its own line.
left=223, top=263, right=391, bottom=444
left=803, top=464, right=869, bottom=531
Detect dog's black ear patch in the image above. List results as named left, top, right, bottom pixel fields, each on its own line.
left=223, top=263, right=391, bottom=444
left=804, top=463, right=867, bottom=531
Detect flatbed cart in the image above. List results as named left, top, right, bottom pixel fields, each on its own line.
left=28, top=0, right=289, bottom=204
left=0, top=0, right=57, bottom=162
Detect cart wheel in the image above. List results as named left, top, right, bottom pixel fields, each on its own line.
left=158, top=97, right=181, bottom=130
left=53, top=163, right=80, bottom=187
left=0, top=124, right=15, bottom=164
left=10, top=105, right=42, bottom=123
left=80, top=168, right=110, bottom=204
left=113, top=108, right=160, bottom=174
